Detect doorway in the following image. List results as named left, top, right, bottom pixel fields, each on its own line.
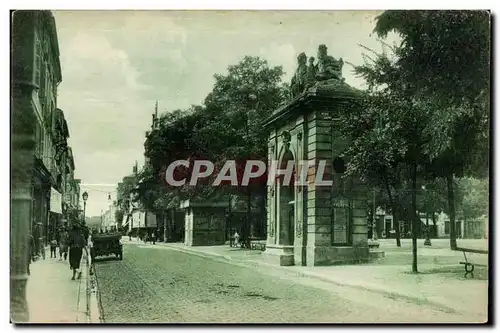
left=279, top=150, right=295, bottom=246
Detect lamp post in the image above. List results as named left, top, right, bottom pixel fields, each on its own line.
left=82, top=191, right=88, bottom=226
left=422, top=185, right=432, bottom=246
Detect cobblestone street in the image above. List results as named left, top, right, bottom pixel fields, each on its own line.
left=94, top=243, right=476, bottom=323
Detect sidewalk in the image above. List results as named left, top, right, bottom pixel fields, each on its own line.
left=26, top=248, right=100, bottom=323
left=135, top=239, right=488, bottom=322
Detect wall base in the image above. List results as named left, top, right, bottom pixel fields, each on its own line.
left=306, top=246, right=369, bottom=266
left=262, top=244, right=294, bottom=266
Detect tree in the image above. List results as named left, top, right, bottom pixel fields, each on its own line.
left=374, top=10, right=491, bottom=249
left=199, top=56, right=287, bottom=244
left=457, top=178, right=489, bottom=225
left=341, top=45, right=430, bottom=272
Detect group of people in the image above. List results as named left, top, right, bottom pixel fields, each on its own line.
left=37, top=223, right=90, bottom=280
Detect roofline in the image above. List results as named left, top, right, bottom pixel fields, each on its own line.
left=45, top=11, right=62, bottom=83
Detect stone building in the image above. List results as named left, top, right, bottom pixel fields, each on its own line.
left=11, top=10, right=63, bottom=320
left=12, top=10, right=63, bottom=248
left=262, top=45, right=369, bottom=266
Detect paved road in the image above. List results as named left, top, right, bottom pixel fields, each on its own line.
left=94, top=243, right=472, bottom=323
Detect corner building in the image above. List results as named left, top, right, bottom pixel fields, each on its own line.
left=262, top=45, right=369, bottom=266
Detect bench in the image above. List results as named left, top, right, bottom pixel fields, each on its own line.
left=250, top=241, right=266, bottom=251
left=456, top=247, right=488, bottom=279
left=229, top=236, right=265, bottom=250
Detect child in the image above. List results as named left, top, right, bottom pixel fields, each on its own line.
left=233, top=231, right=240, bottom=248
left=50, top=238, right=58, bottom=258
left=59, top=229, right=69, bottom=261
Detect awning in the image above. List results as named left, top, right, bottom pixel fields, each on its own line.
left=49, top=188, right=62, bottom=214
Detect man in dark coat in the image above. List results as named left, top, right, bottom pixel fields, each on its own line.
left=67, top=223, right=87, bottom=280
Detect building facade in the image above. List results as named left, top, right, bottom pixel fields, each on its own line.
left=12, top=10, right=63, bottom=250
left=374, top=209, right=488, bottom=240
left=11, top=10, right=65, bottom=320
left=262, top=45, right=368, bottom=267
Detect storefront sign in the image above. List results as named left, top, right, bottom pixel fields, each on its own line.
left=50, top=188, right=62, bottom=214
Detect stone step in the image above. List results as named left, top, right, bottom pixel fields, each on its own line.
left=369, top=249, right=385, bottom=260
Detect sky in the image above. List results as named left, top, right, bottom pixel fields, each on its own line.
left=53, top=10, right=399, bottom=217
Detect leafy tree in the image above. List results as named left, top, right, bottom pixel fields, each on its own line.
left=456, top=177, right=489, bottom=223
left=197, top=56, right=287, bottom=244
left=341, top=45, right=430, bottom=272
left=374, top=10, right=491, bottom=249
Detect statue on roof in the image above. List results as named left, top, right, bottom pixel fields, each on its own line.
left=290, top=52, right=308, bottom=98
left=305, top=56, right=318, bottom=89
left=316, top=44, right=345, bottom=83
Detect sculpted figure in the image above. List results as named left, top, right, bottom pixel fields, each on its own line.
left=305, top=56, right=317, bottom=88
left=316, top=44, right=344, bottom=82
left=290, top=52, right=308, bottom=98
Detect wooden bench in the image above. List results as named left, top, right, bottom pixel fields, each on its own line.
left=456, top=247, right=488, bottom=279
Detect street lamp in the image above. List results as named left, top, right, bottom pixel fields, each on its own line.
left=422, top=185, right=432, bottom=246
left=82, top=191, right=89, bottom=226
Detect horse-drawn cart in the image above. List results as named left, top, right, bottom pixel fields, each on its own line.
left=92, top=232, right=123, bottom=260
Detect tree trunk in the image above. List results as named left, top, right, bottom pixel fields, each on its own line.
left=384, top=179, right=401, bottom=247
left=411, top=163, right=418, bottom=273
left=245, top=187, right=252, bottom=248
left=432, top=211, right=437, bottom=238
left=446, top=173, right=457, bottom=250
left=259, top=186, right=267, bottom=239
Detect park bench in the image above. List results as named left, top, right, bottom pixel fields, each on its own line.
left=456, top=247, right=488, bottom=279
left=229, top=236, right=265, bottom=250
left=250, top=239, right=266, bottom=251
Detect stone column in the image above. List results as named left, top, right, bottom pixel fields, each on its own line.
left=266, top=139, right=276, bottom=246
left=11, top=82, right=37, bottom=322
left=292, top=129, right=305, bottom=265
left=305, top=111, right=334, bottom=266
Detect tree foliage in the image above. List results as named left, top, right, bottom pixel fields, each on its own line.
left=370, top=10, right=491, bottom=252
left=140, top=56, right=287, bottom=231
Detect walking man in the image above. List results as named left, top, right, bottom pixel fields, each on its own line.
left=67, top=223, right=87, bottom=280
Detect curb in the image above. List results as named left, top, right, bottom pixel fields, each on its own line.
left=83, top=247, right=103, bottom=323
left=158, top=243, right=460, bottom=315
left=88, top=270, right=102, bottom=323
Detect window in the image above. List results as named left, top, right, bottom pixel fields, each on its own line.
left=38, top=126, right=45, bottom=159
left=34, top=34, right=42, bottom=86
left=34, top=122, right=42, bottom=158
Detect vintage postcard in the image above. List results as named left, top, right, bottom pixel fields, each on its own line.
left=11, top=9, right=490, bottom=324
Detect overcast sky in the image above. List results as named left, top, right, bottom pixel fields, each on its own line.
left=53, top=10, right=398, bottom=217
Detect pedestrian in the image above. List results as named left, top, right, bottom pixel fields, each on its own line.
left=89, top=233, right=96, bottom=276
left=67, top=223, right=87, bottom=280
left=152, top=231, right=156, bottom=245
left=59, top=228, right=69, bottom=261
left=49, top=237, right=58, bottom=258
left=27, top=233, right=35, bottom=275
left=233, top=231, right=240, bottom=248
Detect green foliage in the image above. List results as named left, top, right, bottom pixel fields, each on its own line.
left=374, top=10, right=491, bottom=180
left=456, top=177, right=489, bottom=220
left=375, top=10, right=490, bottom=107
left=140, top=56, right=287, bottom=212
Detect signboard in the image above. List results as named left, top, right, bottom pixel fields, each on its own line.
left=50, top=188, right=62, bottom=214
left=146, top=212, right=157, bottom=228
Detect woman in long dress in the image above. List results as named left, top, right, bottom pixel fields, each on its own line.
left=67, top=223, right=86, bottom=280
